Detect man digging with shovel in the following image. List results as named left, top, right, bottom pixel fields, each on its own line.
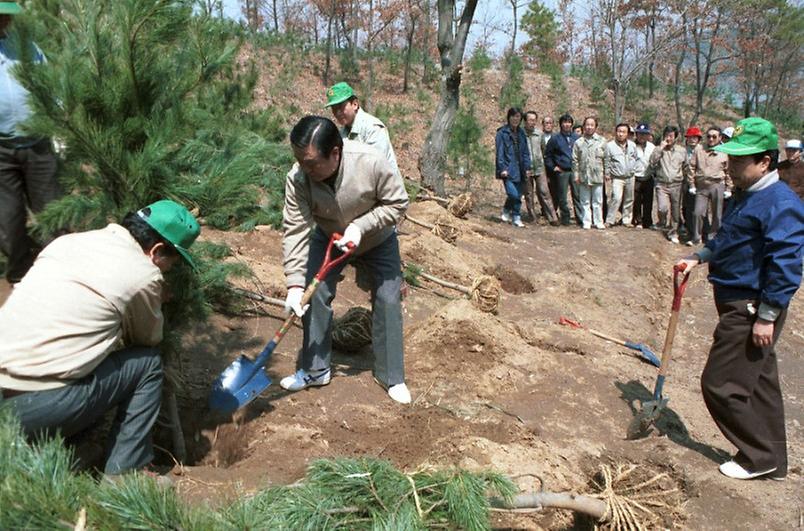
left=677, top=118, right=804, bottom=481
left=0, top=199, right=200, bottom=483
left=280, top=115, right=411, bottom=404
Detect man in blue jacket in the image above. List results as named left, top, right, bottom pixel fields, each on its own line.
left=544, top=114, right=580, bottom=226
left=495, top=108, right=532, bottom=228
left=677, top=117, right=804, bottom=480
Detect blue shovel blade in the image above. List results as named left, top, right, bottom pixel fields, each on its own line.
left=625, top=341, right=661, bottom=368
left=208, top=355, right=272, bottom=414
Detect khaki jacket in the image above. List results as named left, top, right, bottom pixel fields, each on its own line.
left=649, top=143, right=689, bottom=184
left=525, top=128, right=545, bottom=174
left=0, top=225, right=164, bottom=392
left=690, top=144, right=731, bottom=189
left=341, top=108, right=401, bottom=179
left=572, top=133, right=607, bottom=185
left=282, top=140, right=409, bottom=288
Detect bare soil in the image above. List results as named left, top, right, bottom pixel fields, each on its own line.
left=138, top=183, right=803, bottom=530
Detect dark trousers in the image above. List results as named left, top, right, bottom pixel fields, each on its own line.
left=551, top=170, right=574, bottom=225
left=701, top=299, right=788, bottom=476
left=4, top=346, right=163, bottom=475
left=302, top=229, right=405, bottom=387
left=0, top=139, right=61, bottom=282
left=633, top=178, right=654, bottom=228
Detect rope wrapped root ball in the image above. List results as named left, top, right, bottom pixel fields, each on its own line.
left=433, top=215, right=461, bottom=244
left=447, top=192, right=475, bottom=218
left=469, top=275, right=501, bottom=314
left=332, top=306, right=373, bottom=352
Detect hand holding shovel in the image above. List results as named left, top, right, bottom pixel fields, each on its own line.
left=209, top=233, right=355, bottom=415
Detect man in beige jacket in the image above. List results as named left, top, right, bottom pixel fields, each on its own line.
left=650, top=125, right=690, bottom=243
left=688, top=126, right=731, bottom=245
left=279, top=116, right=411, bottom=404
left=0, top=199, right=200, bottom=479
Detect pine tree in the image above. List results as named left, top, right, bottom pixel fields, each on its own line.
left=447, top=88, right=492, bottom=190
left=11, top=0, right=292, bottom=334
left=498, top=53, right=528, bottom=111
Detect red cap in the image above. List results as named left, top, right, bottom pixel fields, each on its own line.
left=685, top=127, right=702, bottom=138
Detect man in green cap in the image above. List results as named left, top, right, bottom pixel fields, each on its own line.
left=677, top=117, right=804, bottom=481
left=0, top=199, right=200, bottom=481
left=1, top=1, right=63, bottom=283
left=325, top=81, right=401, bottom=180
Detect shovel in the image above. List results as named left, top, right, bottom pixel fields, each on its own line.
left=208, top=233, right=354, bottom=414
left=627, top=263, right=691, bottom=439
left=558, top=316, right=661, bottom=367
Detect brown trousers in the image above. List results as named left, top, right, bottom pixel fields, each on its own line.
left=0, top=138, right=61, bottom=282
left=523, top=172, right=557, bottom=222
left=701, top=298, right=788, bottom=476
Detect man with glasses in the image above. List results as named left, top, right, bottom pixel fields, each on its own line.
left=688, top=127, right=732, bottom=245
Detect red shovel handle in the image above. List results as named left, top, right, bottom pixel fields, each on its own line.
left=672, top=263, right=691, bottom=312
left=315, top=232, right=355, bottom=282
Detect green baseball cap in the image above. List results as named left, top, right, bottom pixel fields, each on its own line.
left=714, top=117, right=778, bottom=156
left=325, top=82, right=356, bottom=107
left=0, top=2, right=22, bottom=14
left=137, top=199, right=201, bottom=268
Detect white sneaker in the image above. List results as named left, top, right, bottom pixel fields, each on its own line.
left=670, top=236, right=680, bottom=244
left=512, top=218, right=525, bottom=228
left=500, top=211, right=511, bottom=223
left=718, top=460, right=777, bottom=480
left=279, top=368, right=331, bottom=391
left=388, top=383, right=412, bottom=404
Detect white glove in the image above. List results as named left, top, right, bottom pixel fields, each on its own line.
left=284, top=287, right=308, bottom=318
left=724, top=189, right=732, bottom=199
left=688, top=186, right=697, bottom=195
left=335, top=223, right=361, bottom=252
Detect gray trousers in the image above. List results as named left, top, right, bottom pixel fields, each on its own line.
left=692, top=181, right=725, bottom=243
left=0, top=138, right=61, bottom=282
left=4, top=346, right=163, bottom=475
left=655, top=181, right=682, bottom=237
left=302, top=229, right=405, bottom=387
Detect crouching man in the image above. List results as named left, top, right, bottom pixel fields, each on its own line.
left=0, top=200, right=200, bottom=479
left=280, top=115, right=411, bottom=404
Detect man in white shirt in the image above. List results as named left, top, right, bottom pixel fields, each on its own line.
left=632, top=122, right=655, bottom=229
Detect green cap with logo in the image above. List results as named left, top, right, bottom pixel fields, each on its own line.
left=714, top=117, right=778, bottom=156
left=325, top=82, right=356, bottom=107
left=137, top=199, right=201, bottom=268
left=0, top=2, right=22, bottom=14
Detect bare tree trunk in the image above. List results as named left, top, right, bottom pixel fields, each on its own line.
left=648, top=6, right=656, bottom=98
left=508, top=0, right=518, bottom=57
left=271, top=0, right=279, bottom=31
left=324, top=1, right=335, bottom=85
left=365, top=0, right=375, bottom=111
left=674, top=45, right=687, bottom=128
left=418, top=0, right=479, bottom=196
left=421, top=0, right=432, bottom=84
left=403, top=13, right=417, bottom=93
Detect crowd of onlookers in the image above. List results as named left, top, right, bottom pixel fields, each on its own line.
left=494, top=108, right=804, bottom=245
